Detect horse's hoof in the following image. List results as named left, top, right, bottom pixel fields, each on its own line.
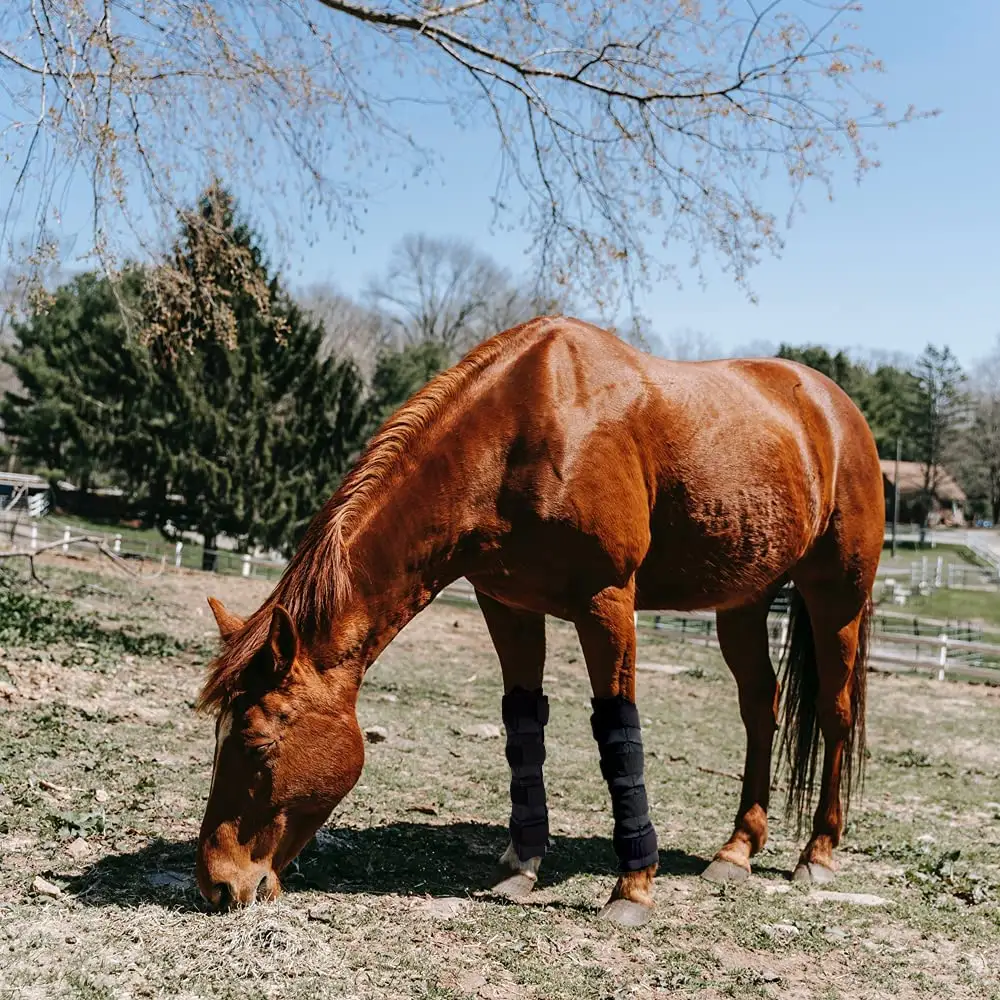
left=490, top=871, right=537, bottom=899
left=701, top=858, right=751, bottom=885
left=792, top=861, right=836, bottom=885
left=600, top=898, right=653, bottom=927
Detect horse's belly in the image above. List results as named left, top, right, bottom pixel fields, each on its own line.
left=634, top=491, right=810, bottom=611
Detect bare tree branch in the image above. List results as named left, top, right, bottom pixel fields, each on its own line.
left=1, top=1, right=929, bottom=332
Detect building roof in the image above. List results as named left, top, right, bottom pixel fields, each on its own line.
left=880, top=460, right=966, bottom=503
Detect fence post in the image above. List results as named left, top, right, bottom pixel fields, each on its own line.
left=937, top=632, right=948, bottom=682
left=934, top=556, right=943, bottom=588
left=242, top=554, right=252, bottom=578
left=30, top=524, right=37, bottom=551
left=113, top=533, right=122, bottom=554
left=62, top=527, right=71, bottom=553
left=920, top=556, right=928, bottom=586
left=174, top=540, right=183, bottom=569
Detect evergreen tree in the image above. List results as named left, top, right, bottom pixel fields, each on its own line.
left=907, top=344, right=968, bottom=519
left=365, top=341, right=449, bottom=434
left=776, top=344, right=865, bottom=397
left=145, top=185, right=369, bottom=566
left=1, top=269, right=154, bottom=492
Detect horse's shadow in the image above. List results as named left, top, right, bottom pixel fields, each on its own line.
left=64, top=820, right=712, bottom=912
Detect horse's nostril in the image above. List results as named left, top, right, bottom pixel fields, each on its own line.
left=213, top=882, right=232, bottom=911
left=255, top=873, right=270, bottom=903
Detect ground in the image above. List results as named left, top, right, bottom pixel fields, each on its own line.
left=1, top=559, right=999, bottom=999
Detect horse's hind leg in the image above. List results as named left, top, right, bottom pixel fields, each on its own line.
left=574, top=581, right=659, bottom=927
left=475, top=590, right=550, bottom=899
left=703, top=600, right=779, bottom=884
left=787, top=585, right=870, bottom=884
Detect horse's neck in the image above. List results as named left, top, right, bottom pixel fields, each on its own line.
left=325, top=463, right=488, bottom=673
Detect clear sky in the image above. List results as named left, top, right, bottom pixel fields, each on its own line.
left=284, top=1, right=998, bottom=367
left=7, top=2, right=998, bottom=367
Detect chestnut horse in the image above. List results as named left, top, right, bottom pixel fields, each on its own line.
left=196, top=316, right=883, bottom=925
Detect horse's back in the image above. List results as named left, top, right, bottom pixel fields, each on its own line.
left=490, top=320, right=882, bottom=610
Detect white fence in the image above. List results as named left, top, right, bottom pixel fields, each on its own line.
left=434, top=580, right=1000, bottom=684
left=0, top=513, right=287, bottom=580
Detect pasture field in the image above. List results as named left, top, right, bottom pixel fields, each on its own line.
left=1, top=560, right=999, bottom=999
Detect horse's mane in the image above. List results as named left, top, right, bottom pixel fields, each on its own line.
left=197, top=318, right=555, bottom=712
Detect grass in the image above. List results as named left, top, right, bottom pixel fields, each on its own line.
left=1, top=563, right=999, bottom=999
left=895, top=588, right=1000, bottom=627
left=881, top=541, right=987, bottom=567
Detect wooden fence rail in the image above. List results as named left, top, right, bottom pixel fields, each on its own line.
left=434, top=580, right=1000, bottom=684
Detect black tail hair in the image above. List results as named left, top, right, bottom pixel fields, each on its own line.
left=777, top=590, right=871, bottom=835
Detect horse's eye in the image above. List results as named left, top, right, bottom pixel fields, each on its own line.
left=246, top=739, right=276, bottom=758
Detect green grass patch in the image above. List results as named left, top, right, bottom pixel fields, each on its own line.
left=899, top=588, right=1000, bottom=626
left=0, top=572, right=189, bottom=659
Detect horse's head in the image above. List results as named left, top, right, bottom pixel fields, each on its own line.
left=195, top=597, right=364, bottom=910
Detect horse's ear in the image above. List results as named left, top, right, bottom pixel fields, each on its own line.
left=268, top=605, right=299, bottom=669
left=207, top=597, right=245, bottom=640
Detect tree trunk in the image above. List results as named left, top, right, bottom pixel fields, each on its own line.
left=202, top=534, right=218, bottom=573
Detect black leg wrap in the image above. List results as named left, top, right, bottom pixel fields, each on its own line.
left=502, top=687, right=549, bottom=862
left=591, top=695, right=659, bottom=872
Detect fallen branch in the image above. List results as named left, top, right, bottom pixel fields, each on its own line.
left=0, top=534, right=141, bottom=582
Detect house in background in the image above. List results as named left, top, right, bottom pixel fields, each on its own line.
left=881, top=460, right=967, bottom=527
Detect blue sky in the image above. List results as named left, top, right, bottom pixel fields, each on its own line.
left=8, top=2, right=998, bottom=367
left=287, top=1, right=998, bottom=367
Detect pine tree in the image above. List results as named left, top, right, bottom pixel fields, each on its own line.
left=1, top=269, right=154, bottom=492
left=908, top=344, right=968, bottom=521
left=146, top=185, right=369, bottom=566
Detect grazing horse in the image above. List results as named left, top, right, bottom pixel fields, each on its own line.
left=196, top=316, right=883, bottom=925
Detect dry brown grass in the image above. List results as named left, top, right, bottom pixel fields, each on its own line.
left=1, top=559, right=999, bottom=999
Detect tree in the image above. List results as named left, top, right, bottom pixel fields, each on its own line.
left=367, top=234, right=563, bottom=360
left=297, top=283, right=391, bottom=382
left=962, top=336, right=1000, bottom=525
left=854, top=363, right=922, bottom=462
left=776, top=344, right=866, bottom=397
left=908, top=344, right=968, bottom=519
left=365, top=341, right=450, bottom=435
left=1, top=269, right=154, bottom=491
left=146, top=186, right=369, bottom=567
left=2, top=2, right=923, bottom=336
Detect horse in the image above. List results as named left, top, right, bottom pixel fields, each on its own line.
left=195, top=316, right=884, bottom=926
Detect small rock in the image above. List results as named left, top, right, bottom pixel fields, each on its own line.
left=762, top=971, right=781, bottom=984
left=420, top=896, right=469, bottom=920
left=83, top=656, right=95, bottom=667
left=457, top=972, right=488, bottom=993
left=32, top=876, right=63, bottom=899
left=985, top=801, right=1000, bottom=811
left=917, top=833, right=936, bottom=844
left=809, top=890, right=889, bottom=907
left=65, top=936, right=77, bottom=944
left=763, top=922, right=799, bottom=938
left=758, top=882, right=792, bottom=896
left=410, top=803, right=439, bottom=816
left=94, top=789, right=109, bottom=804
left=364, top=726, right=389, bottom=744
left=823, top=926, right=849, bottom=942
left=65, top=838, right=91, bottom=862
left=378, top=693, right=398, bottom=703
left=463, top=723, right=501, bottom=740
left=453, top=621, right=461, bottom=629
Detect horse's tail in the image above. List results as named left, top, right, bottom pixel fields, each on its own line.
left=777, top=589, right=871, bottom=835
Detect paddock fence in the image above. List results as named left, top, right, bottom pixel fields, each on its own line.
left=434, top=580, right=1000, bottom=685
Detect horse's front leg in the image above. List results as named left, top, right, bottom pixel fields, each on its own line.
left=475, top=590, right=550, bottom=898
left=575, top=581, right=659, bottom=927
